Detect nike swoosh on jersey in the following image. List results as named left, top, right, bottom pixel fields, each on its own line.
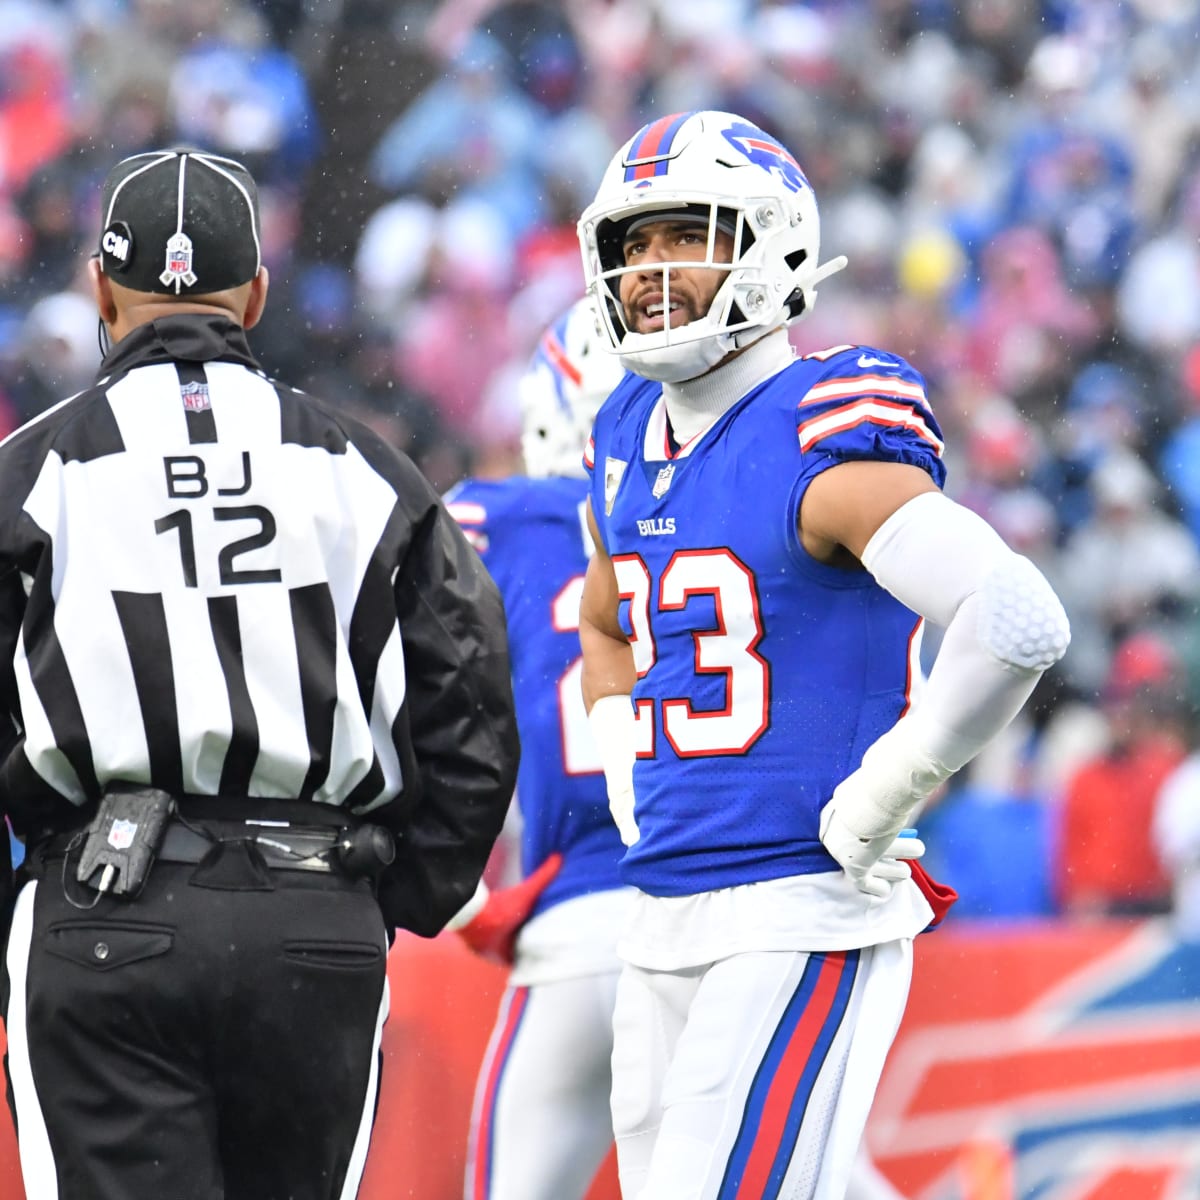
left=857, top=353, right=897, bottom=369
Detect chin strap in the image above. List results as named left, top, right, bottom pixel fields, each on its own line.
left=619, top=336, right=729, bottom=384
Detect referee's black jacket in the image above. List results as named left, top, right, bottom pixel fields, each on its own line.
left=0, top=314, right=519, bottom=936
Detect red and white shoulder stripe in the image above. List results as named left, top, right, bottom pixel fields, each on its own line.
left=583, top=435, right=595, bottom=471
left=796, top=374, right=943, bottom=456
left=445, top=500, right=487, bottom=526
left=445, top=500, right=491, bottom=551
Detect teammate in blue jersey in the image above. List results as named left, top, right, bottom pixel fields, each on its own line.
left=442, top=299, right=631, bottom=1200
left=575, top=110, right=1071, bottom=1200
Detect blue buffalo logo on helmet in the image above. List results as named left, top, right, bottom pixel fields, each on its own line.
left=720, top=121, right=809, bottom=194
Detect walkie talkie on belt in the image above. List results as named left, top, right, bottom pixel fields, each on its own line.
left=76, top=788, right=176, bottom=897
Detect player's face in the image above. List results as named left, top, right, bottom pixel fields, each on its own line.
left=618, top=219, right=734, bottom=334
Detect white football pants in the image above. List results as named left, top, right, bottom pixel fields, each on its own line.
left=610, top=941, right=912, bottom=1200
left=465, top=971, right=621, bottom=1200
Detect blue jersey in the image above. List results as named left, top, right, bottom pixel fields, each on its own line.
left=585, top=345, right=947, bottom=898
left=445, top=475, right=624, bottom=915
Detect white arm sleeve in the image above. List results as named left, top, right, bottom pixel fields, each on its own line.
left=826, top=491, right=1070, bottom=841
left=863, top=490, right=1070, bottom=767
left=588, top=694, right=640, bottom=845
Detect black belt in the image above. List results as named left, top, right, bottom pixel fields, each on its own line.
left=38, top=819, right=343, bottom=875
left=158, top=820, right=341, bottom=873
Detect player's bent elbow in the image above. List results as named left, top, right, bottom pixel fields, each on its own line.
left=979, top=553, right=1071, bottom=673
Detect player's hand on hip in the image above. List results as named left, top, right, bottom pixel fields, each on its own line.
left=819, top=798, right=926, bottom=900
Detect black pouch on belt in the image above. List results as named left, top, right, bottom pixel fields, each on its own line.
left=75, top=787, right=176, bottom=898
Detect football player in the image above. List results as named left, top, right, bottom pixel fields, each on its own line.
left=576, top=110, right=1069, bottom=1199
left=444, top=299, right=631, bottom=1200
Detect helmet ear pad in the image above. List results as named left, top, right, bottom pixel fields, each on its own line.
left=783, top=247, right=808, bottom=320
left=577, top=110, right=846, bottom=383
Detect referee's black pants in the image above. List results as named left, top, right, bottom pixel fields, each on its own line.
left=1, top=857, right=389, bottom=1200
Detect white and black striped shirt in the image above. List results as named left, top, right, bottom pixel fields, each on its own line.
left=0, top=314, right=518, bottom=932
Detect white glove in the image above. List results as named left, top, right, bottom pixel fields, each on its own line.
left=818, top=802, right=925, bottom=899
left=819, top=718, right=948, bottom=899
left=588, top=695, right=640, bottom=846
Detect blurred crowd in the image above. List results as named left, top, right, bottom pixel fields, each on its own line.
left=3, top=0, right=1200, bottom=933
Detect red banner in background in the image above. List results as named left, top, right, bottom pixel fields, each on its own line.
left=3, top=920, right=1198, bottom=1199
left=872, top=919, right=1200, bottom=1200
left=356, top=936, right=620, bottom=1200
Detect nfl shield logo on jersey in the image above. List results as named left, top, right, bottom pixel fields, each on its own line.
left=651, top=464, right=675, bottom=499
left=180, top=381, right=211, bottom=412
left=604, top=457, right=627, bottom=515
left=107, top=819, right=138, bottom=851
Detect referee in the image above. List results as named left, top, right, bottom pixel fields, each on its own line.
left=0, top=149, right=519, bottom=1199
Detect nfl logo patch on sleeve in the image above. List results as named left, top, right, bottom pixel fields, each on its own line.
left=604, top=457, right=627, bottom=515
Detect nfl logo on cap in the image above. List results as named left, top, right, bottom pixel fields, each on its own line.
left=161, top=232, right=197, bottom=291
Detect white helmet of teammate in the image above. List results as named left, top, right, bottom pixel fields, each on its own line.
left=577, top=110, right=848, bottom=383
left=520, top=298, right=625, bottom=479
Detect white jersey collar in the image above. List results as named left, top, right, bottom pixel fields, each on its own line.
left=660, top=329, right=793, bottom=448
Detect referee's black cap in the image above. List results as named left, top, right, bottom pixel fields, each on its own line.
left=97, top=149, right=262, bottom=296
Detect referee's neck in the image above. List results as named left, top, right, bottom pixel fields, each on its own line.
left=88, top=259, right=268, bottom=348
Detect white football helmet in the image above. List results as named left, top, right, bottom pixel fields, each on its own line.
left=520, top=298, right=625, bottom=479
left=578, top=110, right=848, bottom=383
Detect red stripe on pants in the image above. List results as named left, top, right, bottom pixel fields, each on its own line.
left=471, top=986, right=529, bottom=1200
left=737, top=953, right=847, bottom=1199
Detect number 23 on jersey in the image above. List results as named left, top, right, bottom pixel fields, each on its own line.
left=613, top=548, right=769, bottom=758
